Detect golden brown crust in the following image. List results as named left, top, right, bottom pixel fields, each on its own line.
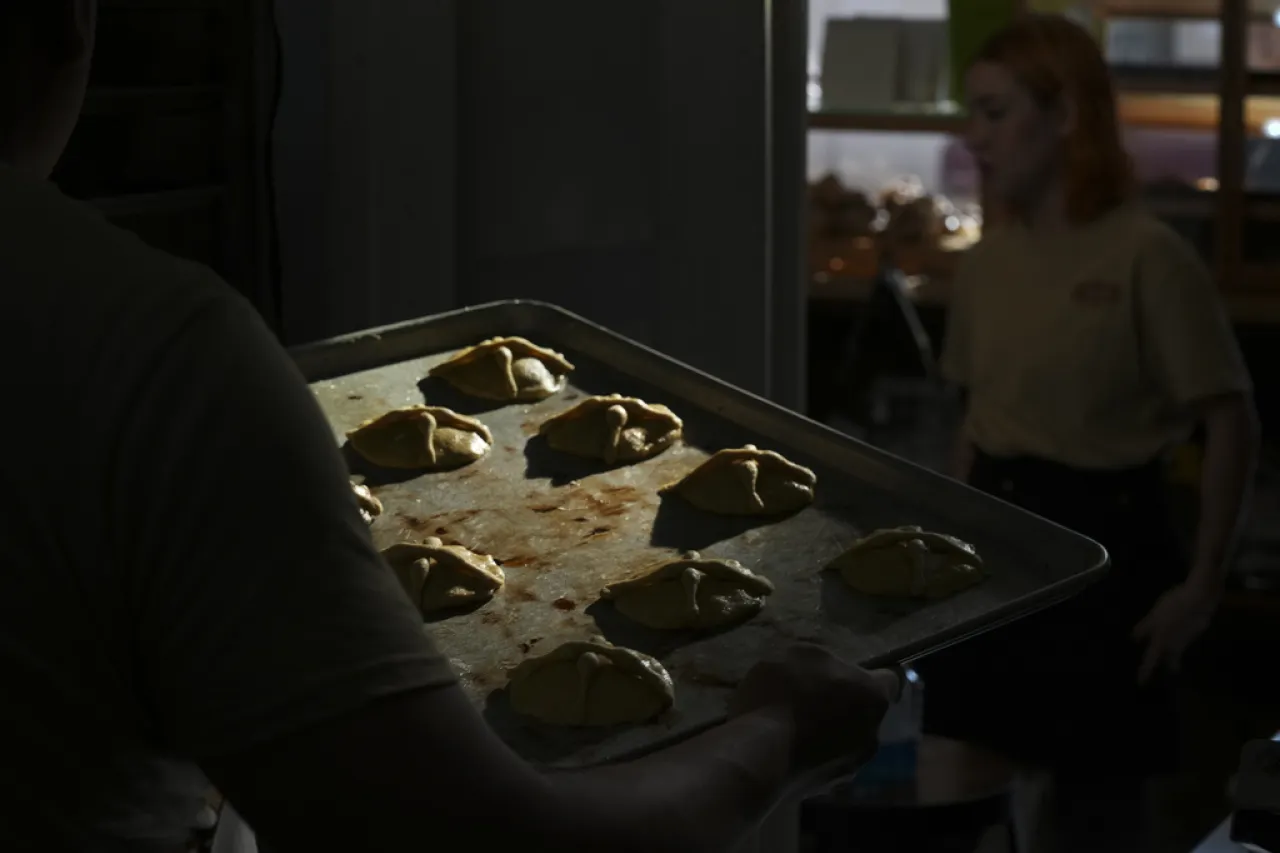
left=506, top=639, right=674, bottom=727
left=351, top=482, right=383, bottom=524
left=662, top=444, right=817, bottom=516
left=429, top=337, right=575, bottom=402
left=539, top=394, right=682, bottom=464
left=826, top=525, right=985, bottom=600
left=601, top=552, right=774, bottom=630
left=381, top=537, right=505, bottom=614
left=346, top=405, right=492, bottom=470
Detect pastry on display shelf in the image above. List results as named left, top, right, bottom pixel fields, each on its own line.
left=878, top=177, right=984, bottom=252
left=506, top=640, right=675, bottom=727
left=346, top=405, right=492, bottom=470
left=879, top=177, right=945, bottom=250
left=811, top=173, right=849, bottom=210
left=877, top=175, right=929, bottom=214
left=810, top=173, right=878, bottom=239
left=662, top=444, right=817, bottom=516
left=381, top=537, right=505, bottom=616
left=827, top=525, right=985, bottom=600
left=539, top=394, right=683, bottom=465
left=429, top=336, right=575, bottom=402
left=935, top=196, right=983, bottom=250
left=601, top=553, right=774, bottom=631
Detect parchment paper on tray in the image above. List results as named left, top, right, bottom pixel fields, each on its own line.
left=294, top=300, right=1107, bottom=768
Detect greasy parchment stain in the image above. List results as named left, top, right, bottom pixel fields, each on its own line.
left=310, top=339, right=1064, bottom=768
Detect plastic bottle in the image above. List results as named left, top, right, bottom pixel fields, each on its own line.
left=840, top=666, right=924, bottom=798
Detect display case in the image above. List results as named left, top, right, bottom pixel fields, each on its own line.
left=808, top=0, right=1280, bottom=322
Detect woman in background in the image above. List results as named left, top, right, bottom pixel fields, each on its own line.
left=917, top=14, right=1259, bottom=852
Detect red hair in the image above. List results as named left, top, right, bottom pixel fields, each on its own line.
left=972, top=14, right=1134, bottom=224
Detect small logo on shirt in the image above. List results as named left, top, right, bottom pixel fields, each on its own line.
left=1070, top=279, right=1122, bottom=305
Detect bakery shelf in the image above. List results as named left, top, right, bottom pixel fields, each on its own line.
left=1114, top=65, right=1221, bottom=95
left=806, top=0, right=1279, bottom=311
left=812, top=240, right=963, bottom=278
left=809, top=105, right=966, bottom=135
left=1104, top=0, right=1279, bottom=19
left=1113, top=66, right=1280, bottom=97
left=810, top=92, right=1280, bottom=135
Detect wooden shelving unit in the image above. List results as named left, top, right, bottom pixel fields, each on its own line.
left=809, top=0, right=1280, bottom=320
left=812, top=90, right=1280, bottom=134
left=53, top=0, right=276, bottom=326
left=810, top=106, right=967, bottom=134
left=1104, top=0, right=1271, bottom=19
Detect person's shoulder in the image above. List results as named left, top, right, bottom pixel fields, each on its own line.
left=1099, top=204, right=1198, bottom=262
left=0, top=167, right=261, bottom=415
left=0, top=166, right=233, bottom=314
left=1096, top=205, right=1214, bottom=302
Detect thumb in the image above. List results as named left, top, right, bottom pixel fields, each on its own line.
left=870, top=667, right=904, bottom=703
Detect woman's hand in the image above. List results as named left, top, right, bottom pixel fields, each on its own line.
left=1132, top=579, right=1220, bottom=684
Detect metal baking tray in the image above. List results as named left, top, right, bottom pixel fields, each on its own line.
left=292, top=300, right=1108, bottom=769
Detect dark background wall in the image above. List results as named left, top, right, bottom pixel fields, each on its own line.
left=272, top=0, right=809, bottom=410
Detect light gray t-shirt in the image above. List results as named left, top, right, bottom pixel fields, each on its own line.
left=0, top=164, right=455, bottom=849
left=940, top=203, right=1251, bottom=469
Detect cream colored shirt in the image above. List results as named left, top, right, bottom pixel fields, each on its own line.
left=0, top=163, right=455, bottom=850
left=940, top=204, right=1251, bottom=470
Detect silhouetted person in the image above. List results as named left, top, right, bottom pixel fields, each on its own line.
left=0, top=3, right=898, bottom=850
left=917, top=14, right=1258, bottom=853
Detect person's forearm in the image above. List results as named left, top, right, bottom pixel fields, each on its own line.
left=221, top=691, right=796, bottom=853
left=1188, top=394, right=1260, bottom=593
left=543, top=709, right=794, bottom=853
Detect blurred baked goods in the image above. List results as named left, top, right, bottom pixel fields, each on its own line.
left=809, top=174, right=980, bottom=277
left=878, top=176, right=944, bottom=250
left=810, top=173, right=879, bottom=239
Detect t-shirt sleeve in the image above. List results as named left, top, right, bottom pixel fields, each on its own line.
left=938, top=252, right=976, bottom=386
left=1134, top=226, right=1252, bottom=408
left=111, top=293, right=455, bottom=759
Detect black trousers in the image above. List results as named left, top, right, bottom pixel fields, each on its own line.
left=916, top=451, right=1184, bottom=777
